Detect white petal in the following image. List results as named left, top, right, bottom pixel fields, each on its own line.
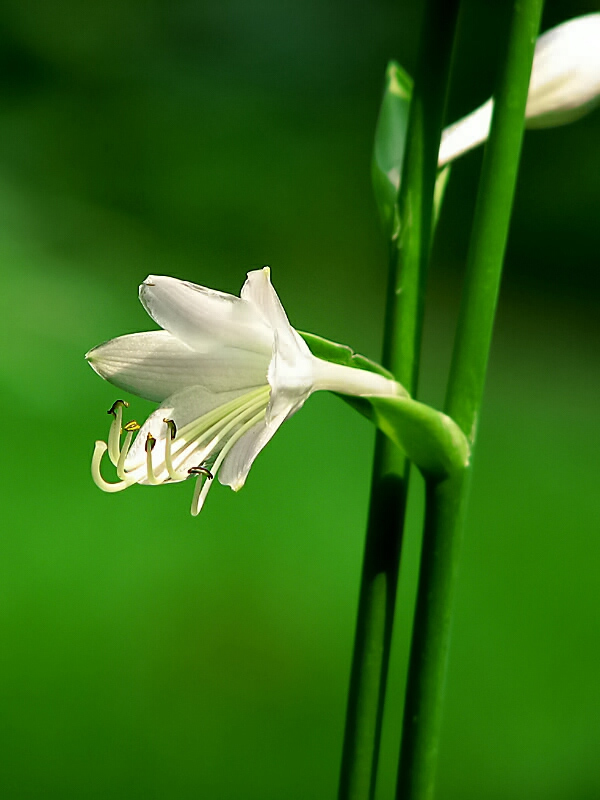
left=218, top=401, right=304, bottom=491
left=526, top=14, right=600, bottom=125
left=123, top=384, right=252, bottom=472
left=241, top=269, right=317, bottom=423
left=267, top=330, right=315, bottom=422
left=139, top=274, right=274, bottom=354
left=438, top=101, right=493, bottom=167
left=86, top=330, right=269, bottom=402
left=241, top=267, right=312, bottom=359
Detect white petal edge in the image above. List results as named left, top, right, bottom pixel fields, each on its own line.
left=438, top=101, right=493, bottom=167
left=139, top=274, right=274, bottom=355
left=86, top=330, right=270, bottom=402
left=241, top=267, right=312, bottom=359
left=526, top=14, right=600, bottom=123
left=219, top=396, right=307, bottom=491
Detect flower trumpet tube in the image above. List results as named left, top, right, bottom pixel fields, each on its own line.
left=87, top=268, right=404, bottom=515
left=438, top=13, right=600, bottom=166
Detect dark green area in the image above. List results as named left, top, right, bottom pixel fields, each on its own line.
left=0, top=1, right=598, bottom=798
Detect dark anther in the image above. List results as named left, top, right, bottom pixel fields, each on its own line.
left=107, top=399, right=129, bottom=416
left=188, top=466, right=213, bottom=480
left=163, top=418, right=177, bottom=440
left=145, top=433, right=156, bottom=452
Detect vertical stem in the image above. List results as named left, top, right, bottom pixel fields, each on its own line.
left=386, top=4, right=458, bottom=397
left=338, top=441, right=407, bottom=800
left=395, top=2, right=545, bottom=800
left=445, top=2, right=544, bottom=435
left=338, top=3, right=460, bottom=799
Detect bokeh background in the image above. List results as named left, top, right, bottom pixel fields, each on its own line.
left=1, top=0, right=598, bottom=798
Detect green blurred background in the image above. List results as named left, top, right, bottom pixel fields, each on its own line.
left=1, top=0, right=598, bottom=797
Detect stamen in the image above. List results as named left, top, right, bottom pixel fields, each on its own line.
left=145, top=433, right=163, bottom=485
left=91, top=441, right=133, bottom=493
left=169, top=389, right=270, bottom=478
left=191, top=408, right=266, bottom=516
left=162, top=418, right=189, bottom=481
left=107, top=400, right=127, bottom=466
left=176, top=386, right=269, bottom=441
left=92, top=387, right=273, bottom=513
left=107, top=399, right=129, bottom=416
left=188, top=466, right=213, bottom=480
left=116, top=422, right=139, bottom=480
left=164, top=418, right=177, bottom=439
left=190, top=473, right=206, bottom=515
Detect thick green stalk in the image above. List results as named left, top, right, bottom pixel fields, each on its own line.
left=337, top=3, right=460, bottom=799
left=395, top=2, right=545, bottom=799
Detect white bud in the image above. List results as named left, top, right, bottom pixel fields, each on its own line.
left=439, top=13, right=600, bottom=166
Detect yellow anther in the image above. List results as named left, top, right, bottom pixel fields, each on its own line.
left=124, top=420, right=141, bottom=432
left=164, top=418, right=177, bottom=440
left=107, top=399, right=129, bottom=416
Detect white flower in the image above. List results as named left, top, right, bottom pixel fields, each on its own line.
left=87, top=268, right=403, bottom=515
left=438, top=13, right=600, bottom=166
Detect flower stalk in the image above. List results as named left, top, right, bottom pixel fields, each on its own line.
left=395, top=2, right=545, bottom=799
left=337, top=2, right=460, bottom=798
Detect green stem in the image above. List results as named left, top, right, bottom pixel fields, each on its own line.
left=395, top=2, right=545, bottom=799
left=337, top=3, right=459, bottom=799
left=337, top=441, right=407, bottom=800
left=385, top=3, right=459, bottom=397
left=445, top=2, right=544, bottom=436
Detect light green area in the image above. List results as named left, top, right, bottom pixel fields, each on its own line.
left=371, top=61, right=413, bottom=238
left=3, top=239, right=598, bottom=800
left=0, top=2, right=599, bottom=798
left=371, top=58, right=451, bottom=244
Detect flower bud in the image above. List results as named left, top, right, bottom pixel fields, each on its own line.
left=439, top=13, right=600, bottom=166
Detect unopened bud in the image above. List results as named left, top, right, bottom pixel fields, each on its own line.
left=439, top=14, right=600, bottom=166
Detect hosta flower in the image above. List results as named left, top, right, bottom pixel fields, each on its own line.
left=438, top=13, right=600, bottom=166
left=87, top=268, right=402, bottom=515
